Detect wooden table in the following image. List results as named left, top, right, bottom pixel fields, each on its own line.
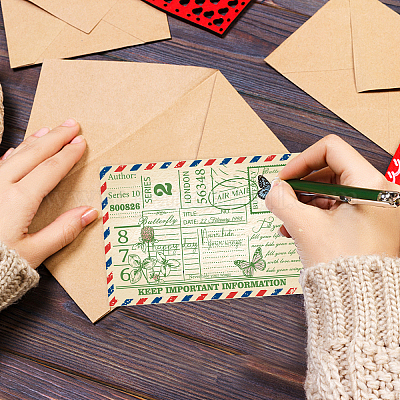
left=0, top=1, right=397, bottom=399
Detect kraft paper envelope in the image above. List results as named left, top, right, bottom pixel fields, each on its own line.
left=25, top=59, right=287, bottom=323
left=27, top=0, right=118, bottom=34
left=1, top=0, right=170, bottom=69
left=265, top=0, right=400, bottom=155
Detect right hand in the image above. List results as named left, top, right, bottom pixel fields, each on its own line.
left=265, top=135, right=400, bottom=268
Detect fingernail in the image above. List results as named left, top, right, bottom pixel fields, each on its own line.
left=271, top=177, right=281, bottom=189
left=81, top=208, right=98, bottom=228
left=33, top=127, right=50, bottom=137
left=1, top=147, right=14, bottom=160
left=62, top=118, right=77, bottom=127
left=277, top=226, right=285, bottom=237
left=70, top=135, right=84, bottom=144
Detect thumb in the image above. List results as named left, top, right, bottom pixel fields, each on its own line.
left=24, top=206, right=98, bottom=268
left=265, top=179, right=313, bottom=236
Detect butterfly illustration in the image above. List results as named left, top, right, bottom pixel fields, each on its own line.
left=234, top=247, right=266, bottom=277
left=257, top=175, right=271, bottom=200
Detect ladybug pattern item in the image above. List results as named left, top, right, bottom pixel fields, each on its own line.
left=386, top=144, right=400, bottom=184
left=142, top=0, right=251, bottom=35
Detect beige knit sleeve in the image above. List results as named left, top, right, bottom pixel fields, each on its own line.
left=300, top=255, right=400, bottom=399
left=0, top=242, right=40, bottom=312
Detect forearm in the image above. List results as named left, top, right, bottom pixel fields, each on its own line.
left=0, top=241, right=39, bottom=311
left=300, top=255, right=400, bottom=399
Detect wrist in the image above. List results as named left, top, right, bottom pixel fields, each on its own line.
left=0, top=241, right=40, bottom=311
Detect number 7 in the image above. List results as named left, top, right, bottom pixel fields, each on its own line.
left=119, top=249, right=129, bottom=263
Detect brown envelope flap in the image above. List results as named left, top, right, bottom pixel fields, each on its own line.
left=1, top=0, right=64, bottom=68
left=265, top=0, right=353, bottom=74
left=282, top=69, right=394, bottom=154
left=27, top=0, right=117, bottom=33
left=197, top=72, right=287, bottom=157
left=37, top=22, right=143, bottom=65
left=350, top=0, right=400, bottom=92
left=103, top=0, right=171, bottom=43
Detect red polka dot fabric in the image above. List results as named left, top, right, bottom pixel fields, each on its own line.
left=142, top=0, right=252, bottom=35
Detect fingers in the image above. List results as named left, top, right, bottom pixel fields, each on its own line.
left=279, top=135, right=378, bottom=184
left=301, top=167, right=337, bottom=184
left=1, top=147, right=14, bottom=160
left=1, top=127, right=52, bottom=162
left=24, top=206, right=98, bottom=269
left=265, top=179, right=318, bottom=237
left=18, top=135, right=86, bottom=204
left=0, top=127, right=51, bottom=162
left=297, top=194, right=338, bottom=210
left=6, top=127, right=51, bottom=158
left=1, top=119, right=80, bottom=183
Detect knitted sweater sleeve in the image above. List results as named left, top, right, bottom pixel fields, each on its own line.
left=300, top=255, right=400, bottom=399
left=0, top=242, right=40, bottom=312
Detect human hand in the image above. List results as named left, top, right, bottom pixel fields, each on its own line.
left=0, top=119, right=98, bottom=269
left=265, top=135, right=400, bottom=268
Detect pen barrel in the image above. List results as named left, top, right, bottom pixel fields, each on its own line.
left=285, top=179, right=380, bottom=201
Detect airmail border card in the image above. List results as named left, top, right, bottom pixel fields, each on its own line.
left=100, top=154, right=302, bottom=308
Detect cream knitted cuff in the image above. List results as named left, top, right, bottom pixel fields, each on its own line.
left=0, top=241, right=39, bottom=312
left=300, top=255, right=400, bottom=399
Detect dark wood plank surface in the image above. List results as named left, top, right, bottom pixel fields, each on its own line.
left=0, top=1, right=397, bottom=399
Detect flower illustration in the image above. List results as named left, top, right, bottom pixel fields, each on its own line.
left=128, top=254, right=157, bottom=284
left=133, top=226, right=158, bottom=255
left=141, top=226, right=154, bottom=243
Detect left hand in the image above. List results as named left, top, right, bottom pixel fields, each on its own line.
left=0, top=119, right=98, bottom=269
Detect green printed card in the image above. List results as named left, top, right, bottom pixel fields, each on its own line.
left=100, top=154, right=302, bottom=308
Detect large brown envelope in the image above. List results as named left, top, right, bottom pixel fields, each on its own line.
left=25, top=59, right=287, bottom=323
left=1, top=0, right=170, bottom=69
left=265, top=0, right=400, bottom=155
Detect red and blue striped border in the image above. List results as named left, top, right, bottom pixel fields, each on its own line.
left=100, top=154, right=291, bottom=181
left=120, top=287, right=298, bottom=306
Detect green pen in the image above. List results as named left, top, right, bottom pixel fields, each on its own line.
left=257, top=176, right=400, bottom=208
